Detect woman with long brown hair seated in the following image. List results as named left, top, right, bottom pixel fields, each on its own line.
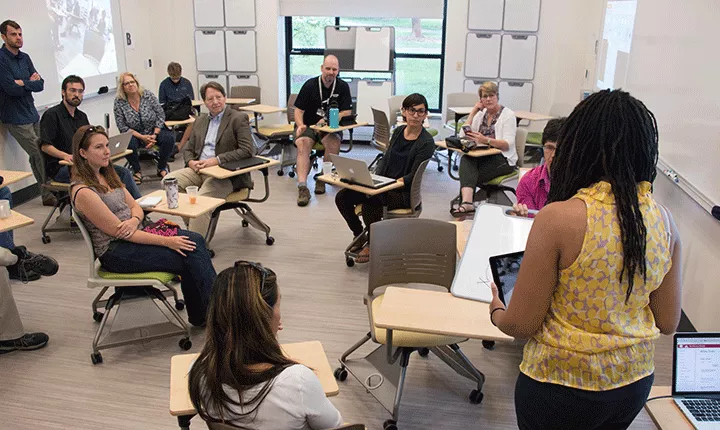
left=189, top=261, right=343, bottom=429
left=70, top=125, right=215, bottom=327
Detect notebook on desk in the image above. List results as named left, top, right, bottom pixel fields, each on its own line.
left=671, top=332, right=720, bottom=429
left=219, top=157, right=269, bottom=171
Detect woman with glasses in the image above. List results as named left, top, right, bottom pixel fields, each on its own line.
left=334, top=93, right=436, bottom=263
left=452, top=81, right=517, bottom=217
left=188, top=261, right=343, bottom=429
left=114, top=72, right=175, bottom=184
left=70, top=125, right=216, bottom=327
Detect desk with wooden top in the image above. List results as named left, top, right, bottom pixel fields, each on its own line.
left=644, top=386, right=694, bottom=429
left=316, top=173, right=403, bottom=196
left=514, top=110, right=554, bottom=124
left=0, top=211, right=34, bottom=233
left=0, top=170, right=33, bottom=188
left=199, top=156, right=280, bottom=180
left=450, top=220, right=472, bottom=257
left=59, top=150, right=133, bottom=166
left=448, top=106, right=473, bottom=135
left=310, top=122, right=369, bottom=154
left=165, top=117, right=195, bottom=128
left=435, top=140, right=501, bottom=181
left=169, top=340, right=338, bottom=429
left=192, top=98, right=255, bottom=108
left=137, top=190, right=225, bottom=219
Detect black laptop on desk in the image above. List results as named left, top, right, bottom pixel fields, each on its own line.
left=219, top=157, right=269, bottom=171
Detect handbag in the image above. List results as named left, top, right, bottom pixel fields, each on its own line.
left=142, top=218, right=179, bottom=237
left=163, top=96, right=193, bottom=121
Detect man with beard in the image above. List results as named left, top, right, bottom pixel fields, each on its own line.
left=40, top=75, right=141, bottom=198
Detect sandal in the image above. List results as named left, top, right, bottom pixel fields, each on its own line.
left=355, top=247, right=370, bottom=264
left=157, top=168, right=169, bottom=178
left=133, top=172, right=143, bottom=185
left=451, top=201, right=476, bottom=218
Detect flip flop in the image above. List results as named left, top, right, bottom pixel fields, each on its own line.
left=451, top=201, right=476, bottom=218
left=355, top=247, right=370, bottom=264
left=133, top=172, right=143, bottom=185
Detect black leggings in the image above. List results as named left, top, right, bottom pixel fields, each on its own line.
left=515, top=372, right=654, bottom=430
left=459, top=153, right=514, bottom=189
left=335, top=188, right=409, bottom=239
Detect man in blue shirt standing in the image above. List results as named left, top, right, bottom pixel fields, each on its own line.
left=0, top=20, right=54, bottom=206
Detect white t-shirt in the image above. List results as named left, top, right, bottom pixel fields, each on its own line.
left=210, top=364, right=343, bottom=430
left=464, top=106, right=518, bottom=167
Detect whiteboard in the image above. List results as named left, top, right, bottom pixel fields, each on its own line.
left=465, top=33, right=501, bottom=78
left=195, top=31, right=226, bottom=72
left=503, top=0, right=541, bottom=32
left=625, top=0, right=720, bottom=206
left=356, top=80, right=393, bottom=124
left=354, top=27, right=393, bottom=71
left=225, top=31, right=257, bottom=72
left=499, top=81, right=533, bottom=112
left=463, top=79, right=499, bottom=93
left=500, top=34, right=537, bottom=80
left=451, top=204, right=534, bottom=303
left=468, top=0, right=505, bottom=30
left=325, top=26, right=357, bottom=70
left=198, top=74, right=228, bottom=94
left=228, top=74, right=259, bottom=88
left=194, top=0, right=224, bottom=27
left=224, top=0, right=256, bottom=27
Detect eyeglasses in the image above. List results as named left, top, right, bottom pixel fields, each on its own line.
left=66, top=88, right=84, bottom=94
left=234, top=260, right=270, bottom=301
left=480, top=93, right=497, bottom=99
left=122, top=80, right=137, bottom=87
left=405, top=107, right=427, bottom=116
left=543, top=145, right=557, bottom=152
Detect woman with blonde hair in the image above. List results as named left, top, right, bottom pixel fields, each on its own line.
left=114, top=72, right=175, bottom=183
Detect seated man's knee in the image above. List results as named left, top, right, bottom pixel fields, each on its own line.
left=295, top=138, right=313, bottom=156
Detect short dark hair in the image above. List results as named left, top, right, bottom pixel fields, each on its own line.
left=167, top=62, right=182, bottom=77
left=541, top=117, right=565, bottom=145
left=61, top=75, right=85, bottom=92
left=200, top=81, right=225, bottom=100
left=0, top=20, right=20, bottom=36
left=402, top=93, right=429, bottom=112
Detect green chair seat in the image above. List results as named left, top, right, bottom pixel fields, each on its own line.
left=526, top=131, right=542, bottom=146
left=98, top=270, right=176, bottom=284
left=427, top=128, right=439, bottom=137
left=485, top=170, right=519, bottom=186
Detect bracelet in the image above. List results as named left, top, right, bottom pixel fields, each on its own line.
left=490, top=307, right=505, bottom=327
left=132, top=215, right=142, bottom=223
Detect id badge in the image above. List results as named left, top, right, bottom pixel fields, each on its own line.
left=316, top=108, right=325, bottom=118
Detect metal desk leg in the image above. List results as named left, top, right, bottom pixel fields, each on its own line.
left=447, top=151, right=460, bottom=181
left=177, top=414, right=194, bottom=430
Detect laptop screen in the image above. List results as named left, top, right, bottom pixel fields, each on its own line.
left=673, top=334, right=720, bottom=395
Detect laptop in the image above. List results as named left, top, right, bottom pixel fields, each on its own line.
left=672, top=332, right=720, bottom=429
left=108, top=131, right=133, bottom=156
left=330, top=155, right=396, bottom=189
left=220, top=156, right=269, bottom=171
left=489, top=251, right=524, bottom=306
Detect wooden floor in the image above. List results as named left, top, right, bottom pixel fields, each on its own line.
left=1, top=144, right=669, bottom=429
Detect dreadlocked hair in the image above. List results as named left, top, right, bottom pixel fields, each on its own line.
left=547, top=89, right=659, bottom=302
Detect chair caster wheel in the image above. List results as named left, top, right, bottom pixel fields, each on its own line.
left=333, top=367, right=348, bottom=381
left=482, top=340, right=495, bottom=350
left=93, top=311, right=104, bottom=322
left=266, top=236, right=275, bottom=246
left=437, top=166, right=444, bottom=172
left=91, top=352, right=103, bottom=365
left=208, top=249, right=216, bottom=258
left=469, top=389, right=484, bottom=404
left=242, top=220, right=249, bottom=227
left=179, top=337, right=192, bottom=351
left=288, top=171, right=295, bottom=178
left=277, top=169, right=284, bottom=176
left=175, top=300, right=185, bottom=311
left=418, top=347, right=430, bottom=357
left=346, top=258, right=355, bottom=267
left=383, top=419, right=398, bottom=430
left=42, top=236, right=51, bottom=244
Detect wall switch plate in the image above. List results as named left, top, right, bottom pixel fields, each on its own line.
left=456, top=61, right=463, bottom=71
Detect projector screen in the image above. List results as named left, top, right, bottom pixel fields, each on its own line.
left=0, top=0, right=126, bottom=108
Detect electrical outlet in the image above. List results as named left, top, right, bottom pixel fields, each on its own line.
left=456, top=61, right=463, bottom=72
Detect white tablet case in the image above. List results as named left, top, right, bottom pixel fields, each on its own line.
left=503, top=0, right=541, bottom=32
left=499, top=34, right=537, bottom=80
left=195, top=30, right=226, bottom=72
left=224, top=0, right=256, bottom=27
left=465, top=33, right=501, bottom=78
left=451, top=204, right=534, bottom=303
left=193, top=0, right=224, bottom=28
left=356, top=80, right=393, bottom=124
left=499, top=81, right=533, bottom=112
left=468, top=0, right=505, bottom=31
left=198, top=74, right=228, bottom=94
left=225, top=30, right=257, bottom=72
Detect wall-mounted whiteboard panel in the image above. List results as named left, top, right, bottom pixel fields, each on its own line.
left=325, top=26, right=357, bottom=70
left=465, top=33, right=501, bottom=78
left=354, top=27, right=394, bottom=71
left=195, top=31, right=226, bottom=72
left=224, top=0, right=256, bottom=27
left=503, top=0, right=541, bottom=32
left=499, top=81, right=533, bottom=112
left=225, top=30, right=257, bottom=72
left=356, top=80, right=393, bottom=124
left=194, top=0, right=224, bottom=27
left=499, top=34, right=537, bottom=79
left=463, top=79, right=499, bottom=93
left=198, top=74, right=228, bottom=94
left=468, top=0, right=505, bottom=30
left=228, top=74, right=259, bottom=88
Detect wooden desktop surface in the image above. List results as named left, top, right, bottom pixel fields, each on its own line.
left=169, top=341, right=339, bottom=416
left=645, top=386, right=694, bottom=430
left=374, top=287, right=513, bottom=342
left=137, top=190, right=225, bottom=219
left=238, top=104, right=286, bottom=114
left=515, top=111, right=554, bottom=122
left=165, top=117, right=195, bottom=128
left=450, top=220, right=472, bottom=257
left=0, top=170, right=33, bottom=187
left=0, top=211, right=34, bottom=233
left=200, top=156, right=280, bottom=180
left=310, top=122, right=369, bottom=133
left=316, top=173, right=403, bottom=196
left=59, top=150, right=132, bottom=166
left=435, top=140, right=502, bottom=158
left=192, top=98, right=255, bottom=107
left=448, top=106, right=472, bottom=116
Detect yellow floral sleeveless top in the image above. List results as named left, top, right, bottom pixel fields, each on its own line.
left=519, top=181, right=672, bottom=391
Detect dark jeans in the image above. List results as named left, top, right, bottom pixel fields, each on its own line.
left=515, top=372, right=654, bottom=430
left=54, top=165, right=141, bottom=200
left=459, top=153, right=515, bottom=189
left=98, top=230, right=216, bottom=326
left=335, top=188, right=409, bottom=239
left=126, top=128, right=174, bottom=173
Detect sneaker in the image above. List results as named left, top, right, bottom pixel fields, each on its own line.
left=7, top=264, right=41, bottom=282
left=0, top=333, right=49, bottom=354
left=314, top=180, right=326, bottom=195
left=297, top=186, right=311, bottom=207
left=12, top=246, right=59, bottom=277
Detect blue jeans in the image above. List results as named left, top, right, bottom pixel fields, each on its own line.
left=126, top=128, right=174, bottom=173
left=0, top=187, right=14, bottom=249
left=54, top=165, right=141, bottom=200
left=98, top=230, right=215, bottom=325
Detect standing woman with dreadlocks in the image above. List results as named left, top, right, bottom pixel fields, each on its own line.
left=487, top=90, right=682, bottom=430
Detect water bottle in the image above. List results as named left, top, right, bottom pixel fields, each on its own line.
left=328, top=102, right=339, bottom=129
left=164, top=178, right=179, bottom=209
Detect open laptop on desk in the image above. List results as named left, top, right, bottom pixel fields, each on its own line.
left=330, top=155, right=396, bottom=189
left=108, top=131, right=132, bottom=156
left=672, top=332, right=720, bottom=429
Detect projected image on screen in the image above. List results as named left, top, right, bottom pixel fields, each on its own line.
left=46, top=0, right=117, bottom=82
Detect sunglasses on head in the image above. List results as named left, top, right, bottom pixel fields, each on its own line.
left=234, top=260, right=271, bottom=300
left=80, top=125, right=106, bottom=145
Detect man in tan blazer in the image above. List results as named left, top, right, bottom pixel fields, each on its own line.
left=163, top=81, right=256, bottom=235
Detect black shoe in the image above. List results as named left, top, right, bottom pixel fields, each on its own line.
left=11, top=246, right=59, bottom=277
left=7, top=264, right=41, bottom=282
left=42, top=195, right=58, bottom=207
left=0, top=333, right=49, bottom=354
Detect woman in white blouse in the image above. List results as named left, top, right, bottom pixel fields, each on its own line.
left=452, top=81, right=518, bottom=217
left=188, top=261, right=343, bottom=430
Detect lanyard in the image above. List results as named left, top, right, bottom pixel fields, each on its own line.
left=318, top=76, right=336, bottom=106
